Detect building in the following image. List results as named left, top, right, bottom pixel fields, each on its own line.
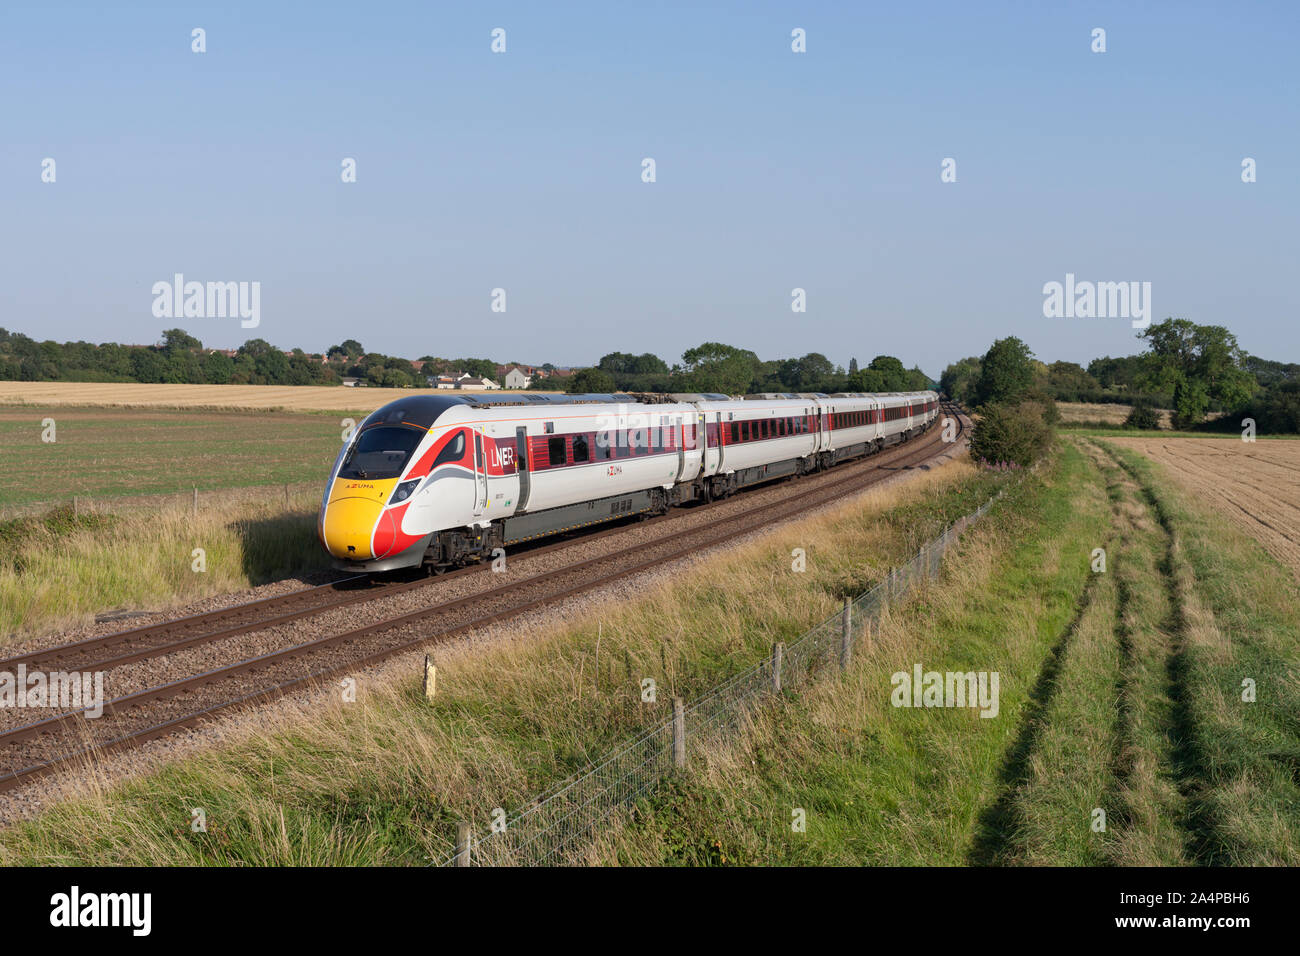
left=456, top=376, right=499, bottom=391
left=503, top=367, right=532, bottom=389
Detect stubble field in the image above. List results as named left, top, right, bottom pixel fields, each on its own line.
left=1108, top=436, right=1300, bottom=578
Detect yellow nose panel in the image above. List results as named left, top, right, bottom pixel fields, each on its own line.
left=322, top=478, right=397, bottom=560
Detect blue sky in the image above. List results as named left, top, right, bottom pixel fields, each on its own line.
left=2, top=1, right=1296, bottom=376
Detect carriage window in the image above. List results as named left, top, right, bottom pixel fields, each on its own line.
left=573, top=435, right=589, bottom=463
left=548, top=435, right=566, bottom=466
left=730, top=423, right=739, bottom=443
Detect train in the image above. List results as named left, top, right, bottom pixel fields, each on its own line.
left=319, top=389, right=941, bottom=572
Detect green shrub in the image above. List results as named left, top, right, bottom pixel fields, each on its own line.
left=1123, top=401, right=1161, bottom=430
left=971, top=401, right=1054, bottom=468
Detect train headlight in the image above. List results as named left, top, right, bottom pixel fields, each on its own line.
left=389, top=479, right=421, bottom=505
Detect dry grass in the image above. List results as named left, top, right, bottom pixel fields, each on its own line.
left=0, top=488, right=327, bottom=641
left=0, top=381, right=560, bottom=413
left=1058, top=402, right=1172, bottom=428
left=1107, top=436, right=1300, bottom=578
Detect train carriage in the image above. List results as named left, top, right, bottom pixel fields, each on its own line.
left=320, top=389, right=940, bottom=573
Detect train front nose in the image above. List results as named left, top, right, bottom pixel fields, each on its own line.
left=321, top=479, right=397, bottom=560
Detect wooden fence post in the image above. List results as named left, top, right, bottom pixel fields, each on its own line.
left=283, top=482, right=290, bottom=511
left=771, top=642, right=785, bottom=694
left=839, top=598, right=852, bottom=670
left=423, top=655, right=437, bottom=700
left=192, top=486, right=198, bottom=517
left=672, top=697, right=686, bottom=768
left=454, top=822, right=472, bottom=866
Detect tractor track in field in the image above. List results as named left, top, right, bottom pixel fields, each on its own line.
left=0, top=406, right=966, bottom=795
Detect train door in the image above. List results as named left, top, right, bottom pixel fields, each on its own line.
left=704, top=411, right=722, bottom=474
left=472, top=431, right=489, bottom=517
left=514, top=426, right=531, bottom=512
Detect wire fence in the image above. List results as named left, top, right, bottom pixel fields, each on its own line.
left=437, top=487, right=1005, bottom=867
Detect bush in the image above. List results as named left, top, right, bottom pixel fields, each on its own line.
left=970, top=400, right=1054, bottom=468
left=1124, top=401, right=1161, bottom=430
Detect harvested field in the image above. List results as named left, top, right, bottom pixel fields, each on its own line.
left=1107, top=436, right=1300, bottom=577
left=0, top=381, right=560, bottom=413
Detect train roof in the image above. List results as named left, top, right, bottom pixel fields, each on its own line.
left=359, top=388, right=937, bottom=430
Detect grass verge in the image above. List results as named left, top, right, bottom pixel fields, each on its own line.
left=0, top=490, right=329, bottom=641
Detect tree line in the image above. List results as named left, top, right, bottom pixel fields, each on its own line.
left=0, top=329, right=507, bottom=390
left=567, top=345, right=934, bottom=396
left=0, top=328, right=933, bottom=397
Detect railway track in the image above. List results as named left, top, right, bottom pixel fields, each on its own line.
left=0, top=405, right=966, bottom=793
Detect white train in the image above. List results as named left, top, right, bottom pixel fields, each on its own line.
left=319, top=389, right=940, bottom=571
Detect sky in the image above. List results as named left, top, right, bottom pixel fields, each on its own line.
left=2, top=0, right=1297, bottom=378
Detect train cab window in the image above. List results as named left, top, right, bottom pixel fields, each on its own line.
left=338, top=424, right=425, bottom=480
left=430, top=431, right=466, bottom=469
left=573, top=435, right=590, bottom=463
left=544, top=422, right=555, bottom=434
left=548, top=435, right=566, bottom=466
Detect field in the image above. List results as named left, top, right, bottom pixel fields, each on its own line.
left=0, top=406, right=346, bottom=508
left=0, top=382, right=557, bottom=412
left=1057, top=402, right=1172, bottom=429
left=1108, top=436, right=1300, bottom=577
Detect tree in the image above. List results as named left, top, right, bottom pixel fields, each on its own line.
left=777, top=353, right=836, bottom=391
left=939, top=356, right=981, bottom=405
left=1087, top=354, right=1146, bottom=391
left=1045, top=361, right=1099, bottom=402
left=456, top=357, right=498, bottom=381
left=161, top=328, right=202, bottom=352
left=565, top=367, right=616, bottom=394
left=1138, top=318, right=1254, bottom=410
left=681, top=342, right=761, bottom=395
left=1171, top=375, right=1209, bottom=429
left=973, top=337, right=1035, bottom=407
left=848, top=357, right=859, bottom=375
